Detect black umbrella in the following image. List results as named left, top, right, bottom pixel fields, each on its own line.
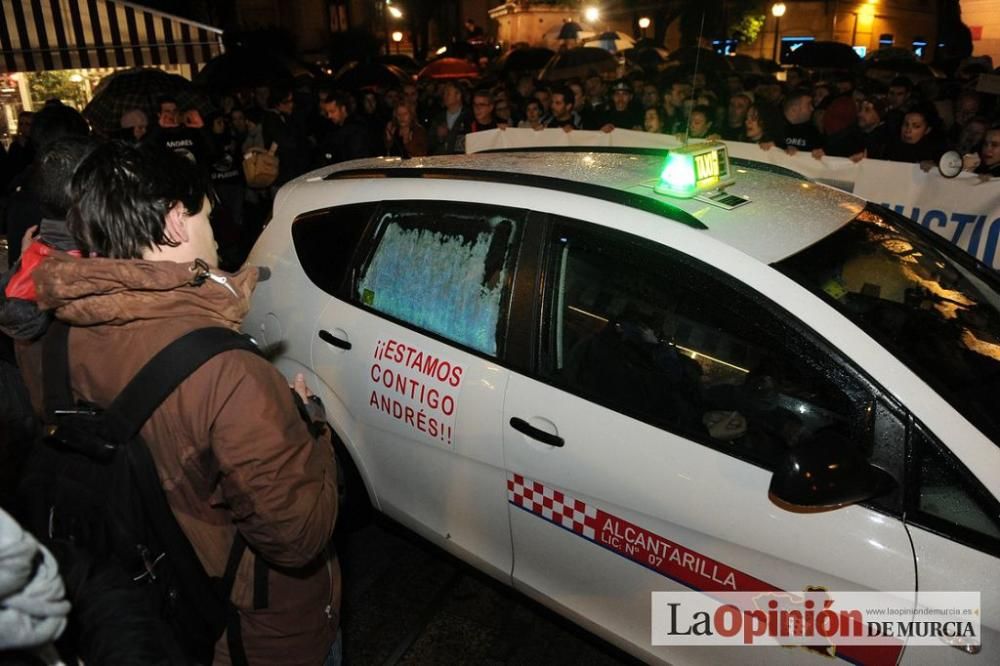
left=661, top=47, right=734, bottom=83
left=193, top=48, right=310, bottom=91
left=334, top=61, right=411, bottom=90
left=863, top=59, right=944, bottom=85
left=83, top=67, right=212, bottom=137
left=623, top=47, right=668, bottom=73
left=667, top=47, right=733, bottom=71
left=539, top=47, right=617, bottom=81
left=557, top=21, right=583, bottom=41
left=783, top=41, right=860, bottom=70
left=491, top=47, right=555, bottom=75
left=375, top=54, right=422, bottom=77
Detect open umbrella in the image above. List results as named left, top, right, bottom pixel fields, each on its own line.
left=783, top=41, right=861, bottom=70
left=417, top=57, right=480, bottom=81
left=491, top=47, right=555, bottom=76
left=862, top=59, right=944, bottom=86
left=583, top=31, right=635, bottom=53
left=661, top=46, right=734, bottom=82
left=193, top=48, right=310, bottom=91
left=557, top=21, right=583, bottom=41
left=375, top=54, right=422, bottom=77
left=335, top=62, right=411, bottom=90
left=538, top=46, right=618, bottom=82
left=623, top=46, right=669, bottom=73
left=83, top=67, right=212, bottom=137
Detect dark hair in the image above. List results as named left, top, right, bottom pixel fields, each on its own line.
left=644, top=106, right=668, bottom=132
left=550, top=84, right=574, bottom=107
left=904, top=103, right=941, bottom=130
left=888, top=76, right=913, bottom=92
left=324, top=90, right=353, bottom=110
left=156, top=95, right=178, bottom=109
left=691, top=104, right=714, bottom=123
left=30, top=135, right=100, bottom=220
left=68, top=142, right=213, bottom=259
left=31, top=103, right=89, bottom=150
left=746, top=102, right=784, bottom=143
left=782, top=90, right=812, bottom=114
left=243, top=106, right=265, bottom=125
left=268, top=85, right=293, bottom=108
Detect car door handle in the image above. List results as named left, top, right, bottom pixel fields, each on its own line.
left=509, top=417, right=564, bottom=448
left=318, top=329, right=352, bottom=350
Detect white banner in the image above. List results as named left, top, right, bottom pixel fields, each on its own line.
left=466, top=129, right=1000, bottom=269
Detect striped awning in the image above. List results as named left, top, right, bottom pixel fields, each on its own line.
left=0, top=0, right=223, bottom=72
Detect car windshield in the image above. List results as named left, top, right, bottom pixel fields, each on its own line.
left=775, top=205, right=1000, bottom=445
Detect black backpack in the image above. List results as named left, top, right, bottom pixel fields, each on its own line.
left=16, top=322, right=268, bottom=665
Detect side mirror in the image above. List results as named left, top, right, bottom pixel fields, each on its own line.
left=768, top=432, right=896, bottom=512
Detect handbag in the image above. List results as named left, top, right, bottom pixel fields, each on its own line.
left=243, top=142, right=279, bottom=188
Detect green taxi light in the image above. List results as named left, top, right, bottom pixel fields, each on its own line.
left=654, top=142, right=734, bottom=199
left=658, top=153, right=698, bottom=197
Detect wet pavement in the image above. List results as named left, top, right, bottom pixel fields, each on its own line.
left=337, top=518, right=639, bottom=666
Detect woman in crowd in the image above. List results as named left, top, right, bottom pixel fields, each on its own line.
left=974, top=127, right=1000, bottom=178
left=884, top=105, right=947, bottom=166
left=517, top=99, right=545, bottom=130
left=643, top=107, right=668, bottom=134
left=385, top=102, right=429, bottom=158
left=742, top=103, right=782, bottom=149
left=684, top=105, right=715, bottom=140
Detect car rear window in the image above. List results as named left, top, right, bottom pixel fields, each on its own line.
left=355, top=203, right=522, bottom=357
left=291, top=203, right=377, bottom=297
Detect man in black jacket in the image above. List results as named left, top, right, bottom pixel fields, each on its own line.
left=316, top=91, right=374, bottom=166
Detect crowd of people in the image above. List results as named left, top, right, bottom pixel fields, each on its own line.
left=4, top=62, right=999, bottom=274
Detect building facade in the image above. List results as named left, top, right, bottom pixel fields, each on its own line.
left=489, top=0, right=939, bottom=62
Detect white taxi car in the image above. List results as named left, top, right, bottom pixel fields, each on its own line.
left=244, top=145, right=1000, bottom=665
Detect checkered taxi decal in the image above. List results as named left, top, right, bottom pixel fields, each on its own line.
left=506, top=473, right=902, bottom=666
left=507, top=473, right=598, bottom=540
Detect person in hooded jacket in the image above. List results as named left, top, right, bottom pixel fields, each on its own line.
left=0, top=135, right=190, bottom=666
left=17, top=142, right=340, bottom=666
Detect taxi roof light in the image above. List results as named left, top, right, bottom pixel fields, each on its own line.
left=654, top=142, right=735, bottom=199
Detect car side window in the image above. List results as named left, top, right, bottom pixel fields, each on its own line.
left=911, top=424, right=1000, bottom=552
left=354, top=202, right=522, bottom=357
left=542, top=219, right=873, bottom=469
left=292, top=203, right=378, bottom=297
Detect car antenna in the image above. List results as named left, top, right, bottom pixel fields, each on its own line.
left=683, top=7, right=708, bottom=145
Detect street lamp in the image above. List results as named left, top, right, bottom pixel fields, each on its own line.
left=770, top=2, right=786, bottom=63
left=638, top=16, right=650, bottom=39
left=383, top=1, right=403, bottom=56
left=392, top=30, right=403, bottom=54
left=584, top=7, right=600, bottom=24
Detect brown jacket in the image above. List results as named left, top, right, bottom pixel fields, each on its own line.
left=22, top=253, right=339, bottom=666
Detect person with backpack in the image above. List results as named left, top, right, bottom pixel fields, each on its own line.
left=17, top=142, right=340, bottom=666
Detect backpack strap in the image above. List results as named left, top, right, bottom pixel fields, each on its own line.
left=108, top=327, right=263, bottom=666
left=42, top=319, right=74, bottom=417
left=102, top=327, right=262, bottom=443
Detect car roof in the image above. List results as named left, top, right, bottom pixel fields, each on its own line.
left=303, top=150, right=865, bottom=264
